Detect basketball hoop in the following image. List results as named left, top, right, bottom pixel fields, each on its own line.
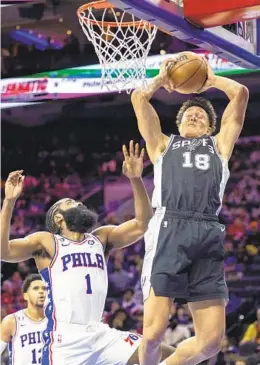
left=77, top=0, right=158, bottom=93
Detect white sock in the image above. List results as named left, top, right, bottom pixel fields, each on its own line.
left=159, top=361, right=167, bottom=365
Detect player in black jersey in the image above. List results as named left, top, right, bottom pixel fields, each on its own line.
left=131, top=59, right=249, bottom=365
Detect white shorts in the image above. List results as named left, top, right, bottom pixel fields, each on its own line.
left=42, top=322, right=141, bottom=365
left=141, top=212, right=165, bottom=302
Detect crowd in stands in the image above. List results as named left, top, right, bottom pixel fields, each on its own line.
left=1, top=113, right=260, bottom=365
left=1, top=29, right=177, bottom=79
left=0, top=23, right=202, bottom=79
left=1, top=34, right=96, bottom=78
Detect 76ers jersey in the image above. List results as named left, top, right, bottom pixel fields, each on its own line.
left=152, top=135, right=230, bottom=215
left=8, top=309, right=47, bottom=365
left=40, top=233, right=108, bottom=330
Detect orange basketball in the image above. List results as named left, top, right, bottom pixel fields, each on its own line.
left=168, top=52, right=208, bottom=94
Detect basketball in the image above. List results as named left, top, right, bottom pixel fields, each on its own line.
left=168, top=52, right=208, bottom=94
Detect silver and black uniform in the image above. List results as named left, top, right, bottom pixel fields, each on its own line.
left=141, top=134, right=230, bottom=303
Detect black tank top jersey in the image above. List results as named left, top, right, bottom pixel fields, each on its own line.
left=152, top=135, right=230, bottom=216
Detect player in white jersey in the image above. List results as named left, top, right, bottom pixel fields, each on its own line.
left=1, top=141, right=175, bottom=365
left=1, top=274, right=47, bottom=365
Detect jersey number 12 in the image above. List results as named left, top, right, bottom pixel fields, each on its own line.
left=182, top=152, right=210, bottom=171
left=32, top=348, right=41, bottom=364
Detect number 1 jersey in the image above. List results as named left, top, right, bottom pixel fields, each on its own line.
left=40, top=233, right=108, bottom=329
left=152, top=135, right=230, bottom=215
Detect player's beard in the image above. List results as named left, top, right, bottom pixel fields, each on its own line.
left=35, top=302, right=45, bottom=308
left=30, top=298, right=45, bottom=308
left=60, top=205, right=98, bottom=233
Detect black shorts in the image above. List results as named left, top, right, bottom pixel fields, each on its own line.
left=141, top=209, right=228, bottom=303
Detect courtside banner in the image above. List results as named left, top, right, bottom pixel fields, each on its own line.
left=0, top=52, right=247, bottom=105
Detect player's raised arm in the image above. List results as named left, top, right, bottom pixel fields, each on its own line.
left=94, top=141, right=152, bottom=250
left=0, top=314, right=16, bottom=354
left=199, top=63, right=249, bottom=160
left=131, top=59, right=175, bottom=163
left=1, top=171, right=47, bottom=263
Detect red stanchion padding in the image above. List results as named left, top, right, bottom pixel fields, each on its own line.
left=183, top=0, right=260, bottom=28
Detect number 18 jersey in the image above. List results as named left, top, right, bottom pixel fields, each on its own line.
left=40, top=233, right=108, bottom=330
left=152, top=135, right=230, bottom=215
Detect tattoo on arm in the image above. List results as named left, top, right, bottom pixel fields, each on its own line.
left=32, top=249, right=51, bottom=259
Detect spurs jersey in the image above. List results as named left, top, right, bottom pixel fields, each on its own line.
left=8, top=309, right=47, bottom=365
left=40, top=233, right=108, bottom=332
left=152, top=135, right=230, bottom=215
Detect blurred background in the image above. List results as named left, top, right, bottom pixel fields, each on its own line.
left=1, top=1, right=260, bottom=365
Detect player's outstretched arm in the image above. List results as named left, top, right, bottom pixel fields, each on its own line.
left=94, top=141, right=152, bottom=250
left=213, top=75, right=248, bottom=160
left=131, top=59, right=175, bottom=163
left=0, top=314, right=16, bottom=354
left=199, top=63, right=249, bottom=160
left=1, top=171, right=48, bottom=263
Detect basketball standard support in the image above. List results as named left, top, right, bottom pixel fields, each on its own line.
left=257, top=19, right=260, bottom=55
left=109, top=0, right=260, bottom=68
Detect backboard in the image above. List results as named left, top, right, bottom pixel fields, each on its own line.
left=108, top=0, right=260, bottom=68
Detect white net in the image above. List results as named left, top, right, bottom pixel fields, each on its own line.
left=78, top=4, right=158, bottom=93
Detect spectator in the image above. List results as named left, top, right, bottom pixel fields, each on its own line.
left=109, top=261, right=132, bottom=297
left=240, top=308, right=260, bottom=346
left=109, top=308, right=136, bottom=332
left=103, top=300, right=120, bottom=324
left=164, top=316, right=191, bottom=347
left=120, top=288, right=143, bottom=316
